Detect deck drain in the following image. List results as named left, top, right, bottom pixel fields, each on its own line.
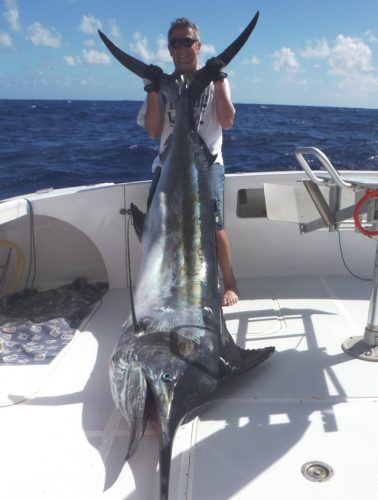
left=301, top=461, right=334, bottom=482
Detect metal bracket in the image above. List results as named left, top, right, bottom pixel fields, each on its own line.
left=302, top=180, right=336, bottom=228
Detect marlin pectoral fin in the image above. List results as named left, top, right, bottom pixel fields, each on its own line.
left=235, top=345, right=275, bottom=374
left=219, top=345, right=274, bottom=377
left=129, top=203, right=145, bottom=242
left=219, top=315, right=274, bottom=377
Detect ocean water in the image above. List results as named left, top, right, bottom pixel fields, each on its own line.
left=1, top=99, right=378, bottom=200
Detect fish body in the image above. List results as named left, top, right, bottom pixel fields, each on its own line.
left=100, top=12, right=274, bottom=499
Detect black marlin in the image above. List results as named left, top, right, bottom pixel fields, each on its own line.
left=99, top=11, right=274, bottom=499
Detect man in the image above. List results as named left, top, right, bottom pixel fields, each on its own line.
left=137, top=18, right=239, bottom=306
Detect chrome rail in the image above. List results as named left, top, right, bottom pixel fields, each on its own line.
left=295, top=147, right=352, bottom=188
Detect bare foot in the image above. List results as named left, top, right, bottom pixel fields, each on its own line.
left=222, top=285, right=239, bottom=306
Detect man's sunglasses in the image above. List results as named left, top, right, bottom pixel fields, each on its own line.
left=168, top=37, right=198, bottom=49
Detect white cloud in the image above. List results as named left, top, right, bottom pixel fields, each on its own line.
left=64, top=45, right=111, bottom=66
left=130, top=32, right=177, bottom=64
left=79, top=15, right=102, bottom=34
left=107, top=19, right=121, bottom=39
left=328, top=35, right=373, bottom=74
left=301, top=39, right=330, bottom=59
left=82, top=49, right=111, bottom=64
left=242, top=55, right=261, bottom=65
left=337, top=72, right=378, bottom=95
left=272, top=47, right=300, bottom=72
left=301, top=34, right=378, bottom=100
left=84, top=38, right=96, bottom=47
left=130, top=32, right=152, bottom=61
left=26, top=23, right=62, bottom=48
left=155, top=34, right=172, bottom=63
left=200, top=43, right=216, bottom=56
left=4, top=0, right=21, bottom=32
left=302, top=35, right=373, bottom=76
left=364, top=30, right=378, bottom=44
left=64, top=55, right=79, bottom=66
left=330, top=35, right=373, bottom=75
left=0, top=31, right=12, bottom=47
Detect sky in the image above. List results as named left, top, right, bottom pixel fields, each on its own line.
left=1, top=0, right=378, bottom=108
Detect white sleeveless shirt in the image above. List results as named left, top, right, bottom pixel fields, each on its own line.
left=137, top=79, right=231, bottom=172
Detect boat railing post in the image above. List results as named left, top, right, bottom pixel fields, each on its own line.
left=295, top=147, right=378, bottom=361
left=342, top=227, right=378, bottom=361
left=365, top=243, right=378, bottom=344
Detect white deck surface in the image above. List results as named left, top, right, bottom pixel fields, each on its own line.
left=1, top=276, right=378, bottom=500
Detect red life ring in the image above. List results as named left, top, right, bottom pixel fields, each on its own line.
left=353, top=190, right=378, bottom=237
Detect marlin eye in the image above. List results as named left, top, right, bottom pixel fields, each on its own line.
left=161, top=371, right=174, bottom=382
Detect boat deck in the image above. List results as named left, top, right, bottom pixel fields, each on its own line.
left=1, top=275, right=377, bottom=499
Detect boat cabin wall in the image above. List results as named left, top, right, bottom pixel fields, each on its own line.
left=0, top=172, right=376, bottom=296
left=0, top=182, right=151, bottom=294
left=225, top=172, right=376, bottom=280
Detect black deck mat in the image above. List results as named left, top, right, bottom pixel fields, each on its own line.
left=0, top=278, right=108, bottom=365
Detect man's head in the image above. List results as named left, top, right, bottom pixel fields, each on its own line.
left=168, top=18, right=201, bottom=74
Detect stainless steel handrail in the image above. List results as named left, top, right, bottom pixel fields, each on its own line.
left=295, top=147, right=352, bottom=189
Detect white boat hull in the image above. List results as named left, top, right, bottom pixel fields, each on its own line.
left=1, top=171, right=377, bottom=499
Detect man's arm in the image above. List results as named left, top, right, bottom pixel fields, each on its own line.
left=144, top=91, right=164, bottom=139
left=214, top=79, right=235, bottom=129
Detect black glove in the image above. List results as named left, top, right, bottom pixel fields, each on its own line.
left=143, top=64, right=163, bottom=93
left=205, top=57, right=227, bottom=82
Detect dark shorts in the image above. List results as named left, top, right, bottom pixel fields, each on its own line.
left=147, top=163, right=225, bottom=230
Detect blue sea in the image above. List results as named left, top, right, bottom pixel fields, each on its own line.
left=1, top=99, right=378, bottom=200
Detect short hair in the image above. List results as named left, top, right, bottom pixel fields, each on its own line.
left=168, top=18, right=200, bottom=41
